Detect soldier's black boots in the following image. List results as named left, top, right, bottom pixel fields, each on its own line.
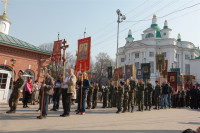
left=122, top=109, right=127, bottom=113
left=131, top=106, right=134, bottom=113
left=149, top=106, right=151, bottom=111
left=116, top=110, right=121, bottom=113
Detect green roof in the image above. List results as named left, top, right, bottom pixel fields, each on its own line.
left=177, top=38, right=181, bottom=42
left=0, top=32, right=51, bottom=54
left=195, top=56, right=200, bottom=59
left=128, top=34, right=132, bottom=38
left=151, top=24, right=161, bottom=31
left=164, top=26, right=168, bottom=29
left=156, top=31, right=161, bottom=38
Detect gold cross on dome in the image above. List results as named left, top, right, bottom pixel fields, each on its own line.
left=2, top=0, right=10, bottom=15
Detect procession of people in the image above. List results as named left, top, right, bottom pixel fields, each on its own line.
left=6, top=69, right=200, bottom=119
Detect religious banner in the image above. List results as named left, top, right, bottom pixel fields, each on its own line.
left=101, top=76, right=107, bottom=86
left=161, top=60, right=168, bottom=78
left=171, top=68, right=180, bottom=86
left=114, top=68, right=119, bottom=81
left=125, top=65, right=132, bottom=80
left=168, top=72, right=178, bottom=90
left=136, top=69, right=143, bottom=80
left=76, top=37, right=91, bottom=72
left=51, top=40, right=62, bottom=65
left=118, top=67, right=123, bottom=79
left=107, top=66, right=112, bottom=79
left=183, top=75, right=196, bottom=89
left=141, top=63, right=151, bottom=79
left=91, top=73, right=97, bottom=83
left=156, top=54, right=165, bottom=72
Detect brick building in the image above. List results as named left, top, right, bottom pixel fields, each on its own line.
left=0, top=11, right=51, bottom=103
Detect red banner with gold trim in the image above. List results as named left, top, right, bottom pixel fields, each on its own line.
left=76, top=37, right=91, bottom=72
left=51, top=40, right=62, bottom=65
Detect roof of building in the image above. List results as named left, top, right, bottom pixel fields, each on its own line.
left=195, top=56, right=200, bottom=59
left=0, top=32, right=51, bottom=54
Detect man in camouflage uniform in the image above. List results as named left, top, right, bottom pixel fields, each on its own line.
left=108, top=80, right=115, bottom=108
left=144, top=79, right=153, bottom=111
left=87, top=82, right=93, bottom=109
left=92, top=82, right=99, bottom=109
left=154, top=81, right=161, bottom=110
left=116, top=81, right=124, bottom=113
left=6, top=70, right=24, bottom=113
left=102, top=85, right=108, bottom=108
left=122, top=79, right=130, bottom=113
left=128, top=77, right=136, bottom=112
left=137, top=79, right=145, bottom=112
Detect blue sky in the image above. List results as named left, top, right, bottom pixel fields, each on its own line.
left=4, top=0, right=200, bottom=60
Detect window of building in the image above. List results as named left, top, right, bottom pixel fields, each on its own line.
left=121, top=58, right=125, bottom=62
left=185, top=55, right=190, bottom=60
left=145, top=33, right=154, bottom=39
left=135, top=53, right=139, bottom=58
left=163, top=33, right=167, bottom=36
left=185, top=64, right=190, bottom=75
left=175, top=53, right=178, bottom=59
left=135, top=62, right=139, bottom=69
left=0, top=73, right=8, bottom=89
left=149, top=52, right=154, bottom=57
left=149, top=61, right=154, bottom=73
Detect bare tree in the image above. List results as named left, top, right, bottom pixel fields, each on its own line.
left=94, top=52, right=114, bottom=80
left=39, top=43, right=54, bottom=52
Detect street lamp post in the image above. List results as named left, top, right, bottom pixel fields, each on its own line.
left=116, top=9, right=126, bottom=69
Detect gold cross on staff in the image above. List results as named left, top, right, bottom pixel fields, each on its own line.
left=2, top=0, right=10, bottom=15
left=61, top=39, right=69, bottom=82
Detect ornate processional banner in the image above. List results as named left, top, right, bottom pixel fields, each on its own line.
left=168, top=72, right=178, bottom=90
left=51, top=40, right=62, bottom=65
left=141, top=63, right=151, bottom=79
left=136, top=69, right=143, bottom=80
left=76, top=37, right=91, bottom=72
left=156, top=54, right=165, bottom=72
left=170, top=68, right=180, bottom=86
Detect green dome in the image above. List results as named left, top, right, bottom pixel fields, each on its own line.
left=128, top=34, right=132, bottom=38
left=177, top=38, right=181, bottom=42
left=164, top=26, right=168, bottom=29
left=151, top=24, right=161, bottom=31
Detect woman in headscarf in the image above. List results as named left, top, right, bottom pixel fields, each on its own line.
left=23, top=78, right=33, bottom=108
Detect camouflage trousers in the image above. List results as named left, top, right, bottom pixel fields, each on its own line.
left=87, top=94, right=92, bottom=108
left=92, top=95, right=98, bottom=108
left=128, top=92, right=134, bottom=107
left=117, top=96, right=123, bottom=111
left=103, top=96, right=108, bottom=108
left=144, top=93, right=152, bottom=107
left=9, top=90, right=20, bottom=111
left=137, top=95, right=144, bottom=111
left=154, top=95, right=160, bottom=108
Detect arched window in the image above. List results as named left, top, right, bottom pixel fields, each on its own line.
left=145, top=33, right=154, bottom=39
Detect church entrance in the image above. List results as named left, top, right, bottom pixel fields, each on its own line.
left=0, top=69, right=12, bottom=103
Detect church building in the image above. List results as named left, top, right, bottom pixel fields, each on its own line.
left=0, top=7, right=51, bottom=102
left=118, top=14, right=200, bottom=85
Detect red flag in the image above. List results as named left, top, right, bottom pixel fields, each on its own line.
left=76, top=37, right=91, bottom=72
left=51, top=40, right=62, bottom=65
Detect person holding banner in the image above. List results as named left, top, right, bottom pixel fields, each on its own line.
left=144, top=79, right=153, bottom=111
left=122, top=79, right=130, bottom=113
left=78, top=72, right=90, bottom=115
left=128, top=77, right=136, bottom=112
left=137, top=79, right=145, bottom=112
left=116, top=81, right=124, bottom=114
left=37, top=70, right=54, bottom=119
left=60, top=68, right=77, bottom=117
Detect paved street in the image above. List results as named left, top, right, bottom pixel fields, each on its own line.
left=0, top=102, right=199, bottom=133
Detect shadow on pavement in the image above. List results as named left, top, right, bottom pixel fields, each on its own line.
left=0, top=130, right=182, bottom=133
left=179, top=122, right=200, bottom=125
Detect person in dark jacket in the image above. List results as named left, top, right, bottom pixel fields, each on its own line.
left=77, top=72, right=90, bottom=115
left=190, top=86, right=197, bottom=109
left=161, top=81, right=169, bottom=109
left=37, top=70, right=54, bottom=119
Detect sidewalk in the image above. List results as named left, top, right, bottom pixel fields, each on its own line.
left=0, top=102, right=199, bottom=133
